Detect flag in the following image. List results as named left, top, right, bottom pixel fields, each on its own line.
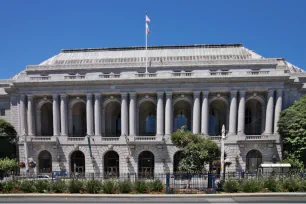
left=146, top=23, right=150, bottom=35
left=146, top=14, right=150, bottom=22
left=146, top=13, right=150, bottom=35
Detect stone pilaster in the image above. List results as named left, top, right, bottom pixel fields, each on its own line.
left=86, top=93, right=94, bottom=136
left=94, top=93, right=101, bottom=136
left=192, top=91, right=201, bottom=134
left=201, top=91, right=209, bottom=135
left=165, top=92, right=173, bottom=136
left=52, top=94, right=60, bottom=136
left=274, top=89, right=283, bottom=134
left=265, top=90, right=275, bottom=134
left=60, top=94, right=68, bottom=136
left=237, top=90, right=246, bottom=135
left=156, top=92, right=164, bottom=136
left=129, top=92, right=136, bottom=136
left=121, top=92, right=128, bottom=136
left=19, top=94, right=27, bottom=136
left=228, top=91, right=238, bottom=135
left=27, top=95, right=35, bottom=136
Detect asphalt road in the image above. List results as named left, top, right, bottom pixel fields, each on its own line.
left=0, top=196, right=305, bottom=203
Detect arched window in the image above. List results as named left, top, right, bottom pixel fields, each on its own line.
left=173, top=100, right=191, bottom=131
left=72, top=102, right=86, bottom=137
left=173, top=151, right=183, bottom=173
left=38, top=150, right=52, bottom=173
left=105, top=101, right=121, bottom=137
left=145, top=112, right=156, bottom=134
left=245, top=99, right=263, bottom=135
left=104, top=151, right=119, bottom=178
left=246, top=150, right=262, bottom=172
left=138, top=151, right=154, bottom=179
left=209, top=100, right=227, bottom=136
left=174, top=110, right=188, bottom=131
left=70, top=151, right=85, bottom=174
left=40, top=103, right=53, bottom=136
left=139, top=101, right=156, bottom=136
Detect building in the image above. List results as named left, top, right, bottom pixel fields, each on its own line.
left=0, top=44, right=305, bottom=176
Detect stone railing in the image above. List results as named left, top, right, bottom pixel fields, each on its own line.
left=101, top=137, right=120, bottom=142
left=134, top=136, right=156, bottom=141
left=135, top=73, right=157, bottom=78
left=171, top=72, right=193, bottom=77
left=210, top=136, right=222, bottom=141
left=31, top=137, right=52, bottom=141
left=210, top=71, right=232, bottom=76
left=64, top=75, right=85, bottom=80
left=99, top=73, right=120, bottom=79
left=67, top=137, right=85, bottom=142
left=29, top=76, right=51, bottom=80
left=246, top=71, right=270, bottom=75
left=245, top=135, right=263, bottom=140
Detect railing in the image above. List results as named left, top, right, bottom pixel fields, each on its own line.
left=171, top=72, right=193, bottom=77
left=29, top=76, right=51, bottom=80
left=101, top=137, right=120, bottom=142
left=64, top=75, right=85, bottom=80
left=31, top=137, right=52, bottom=141
left=99, top=73, right=120, bottom=79
left=246, top=71, right=270, bottom=75
left=210, top=136, right=222, bottom=141
left=210, top=71, right=232, bottom=76
left=135, top=73, right=157, bottom=78
left=245, top=135, right=262, bottom=140
left=134, top=136, right=156, bottom=141
left=67, top=137, right=85, bottom=141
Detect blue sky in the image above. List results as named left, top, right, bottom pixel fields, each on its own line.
left=0, top=0, right=305, bottom=79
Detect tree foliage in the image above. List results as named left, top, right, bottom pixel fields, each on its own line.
left=171, top=127, right=220, bottom=172
left=0, top=119, right=17, bottom=158
left=278, top=95, right=306, bottom=168
left=0, top=119, right=17, bottom=137
left=0, top=157, right=18, bottom=173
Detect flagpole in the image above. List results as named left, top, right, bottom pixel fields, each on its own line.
left=145, top=13, right=148, bottom=74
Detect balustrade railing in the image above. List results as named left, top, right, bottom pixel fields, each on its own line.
left=210, top=71, right=232, bottom=76
left=99, top=73, right=120, bottom=79
left=135, top=73, right=157, bottom=78
left=31, top=137, right=52, bottom=141
left=64, top=75, right=85, bottom=80
left=101, top=137, right=120, bottom=142
left=134, top=136, right=156, bottom=141
left=246, top=71, right=270, bottom=75
left=67, top=137, right=85, bottom=141
left=171, top=72, right=193, bottom=77
left=245, top=135, right=263, bottom=140
left=29, top=76, right=51, bottom=80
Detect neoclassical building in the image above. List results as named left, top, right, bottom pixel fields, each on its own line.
left=0, top=44, right=305, bottom=176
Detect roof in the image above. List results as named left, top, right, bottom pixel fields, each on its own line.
left=260, top=163, right=291, bottom=168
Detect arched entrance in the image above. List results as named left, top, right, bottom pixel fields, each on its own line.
left=40, top=103, right=53, bottom=136
left=138, top=151, right=154, bottom=178
left=104, top=151, right=119, bottom=178
left=209, top=100, right=227, bottom=136
left=70, top=151, right=85, bottom=174
left=173, top=100, right=192, bottom=131
left=105, top=101, right=121, bottom=137
left=173, top=151, right=183, bottom=173
left=72, top=102, right=86, bottom=137
left=139, top=101, right=156, bottom=136
left=245, top=99, right=263, bottom=135
left=246, top=150, right=262, bottom=172
left=38, top=150, right=52, bottom=173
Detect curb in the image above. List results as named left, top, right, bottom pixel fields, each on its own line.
left=0, top=193, right=306, bottom=198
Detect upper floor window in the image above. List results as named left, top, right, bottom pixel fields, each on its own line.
left=0, top=109, right=5, bottom=116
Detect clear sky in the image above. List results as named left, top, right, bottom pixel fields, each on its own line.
left=0, top=0, right=305, bottom=79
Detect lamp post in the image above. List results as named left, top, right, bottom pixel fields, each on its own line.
left=220, top=125, right=226, bottom=181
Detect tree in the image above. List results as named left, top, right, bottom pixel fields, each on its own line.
left=171, top=127, right=221, bottom=172
left=278, top=95, right=306, bottom=168
left=0, top=119, right=17, bottom=159
left=0, top=157, right=18, bottom=173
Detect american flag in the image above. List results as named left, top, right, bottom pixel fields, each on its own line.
left=146, top=13, right=150, bottom=35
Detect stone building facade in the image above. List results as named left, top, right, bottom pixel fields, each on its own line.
left=0, top=44, right=306, bottom=176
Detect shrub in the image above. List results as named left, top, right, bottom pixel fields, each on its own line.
left=34, top=180, right=51, bottom=193
left=263, top=177, right=278, bottom=192
left=148, top=179, right=164, bottom=192
left=300, top=179, right=306, bottom=192
left=2, top=180, right=20, bottom=193
left=118, top=180, right=133, bottom=194
left=52, top=180, right=67, bottom=193
left=102, top=180, right=117, bottom=194
left=68, top=179, right=84, bottom=193
left=240, top=179, right=263, bottom=193
left=20, top=180, right=36, bottom=193
left=223, top=179, right=240, bottom=193
left=86, top=180, right=102, bottom=194
left=279, top=177, right=302, bottom=192
left=134, top=180, right=148, bottom=194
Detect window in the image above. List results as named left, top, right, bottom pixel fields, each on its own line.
left=0, top=109, right=5, bottom=116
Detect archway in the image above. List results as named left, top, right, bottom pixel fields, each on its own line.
left=40, top=103, right=53, bottom=136
left=105, top=101, right=121, bottom=137
left=246, top=150, right=262, bottom=172
left=104, top=151, right=119, bottom=178
left=209, top=100, right=227, bottom=136
left=138, top=151, right=154, bottom=178
left=38, top=150, right=52, bottom=173
left=173, top=151, right=183, bottom=173
left=139, top=101, right=156, bottom=136
left=72, top=102, right=86, bottom=137
left=173, top=100, right=192, bottom=131
left=70, top=151, right=85, bottom=174
left=245, top=99, right=263, bottom=135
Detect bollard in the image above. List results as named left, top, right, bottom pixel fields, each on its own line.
left=165, top=173, right=170, bottom=194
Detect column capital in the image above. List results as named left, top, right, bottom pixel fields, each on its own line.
left=157, top=91, right=164, bottom=97
left=20, top=93, right=25, bottom=98
left=93, top=93, right=101, bottom=97
left=202, top=90, right=209, bottom=97
left=60, top=93, right=67, bottom=98
left=121, top=92, right=128, bottom=98
left=165, top=91, right=172, bottom=97
left=129, top=92, right=136, bottom=97
left=193, top=91, right=201, bottom=97
left=52, top=93, right=59, bottom=98
left=230, top=90, right=238, bottom=95
left=86, top=93, right=93, bottom=98
left=239, top=90, right=246, bottom=96
left=27, top=94, right=34, bottom=100
left=276, top=89, right=283, bottom=95
left=267, top=89, right=275, bottom=95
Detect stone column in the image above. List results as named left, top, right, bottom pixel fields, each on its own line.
left=201, top=91, right=209, bottom=135
left=193, top=91, right=201, bottom=134
left=27, top=95, right=35, bottom=136
left=265, top=90, right=275, bottom=134
left=228, top=91, right=238, bottom=135
left=156, top=92, right=164, bottom=136
left=94, top=93, right=101, bottom=136
left=129, top=93, right=136, bottom=136
left=86, top=94, right=94, bottom=136
left=52, top=94, right=60, bottom=136
left=121, top=92, right=128, bottom=136
left=261, top=105, right=266, bottom=134
left=165, top=92, right=173, bottom=136
left=60, top=94, right=68, bottom=136
left=274, top=89, right=283, bottom=134
left=237, top=91, right=246, bottom=135
left=20, top=94, right=27, bottom=135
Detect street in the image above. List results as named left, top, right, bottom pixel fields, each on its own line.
left=0, top=197, right=306, bottom=204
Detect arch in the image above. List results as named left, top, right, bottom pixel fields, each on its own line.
left=70, top=150, right=85, bottom=174
left=245, top=95, right=265, bottom=107
left=138, top=100, right=156, bottom=136
left=104, top=100, right=121, bottom=137
left=173, top=100, right=192, bottom=131
left=209, top=99, right=228, bottom=136
left=36, top=99, right=53, bottom=136
left=138, top=151, right=155, bottom=178
left=68, top=98, right=86, bottom=137
left=173, top=151, right=183, bottom=173
left=173, top=96, right=193, bottom=107
left=137, top=96, right=156, bottom=108
left=245, top=99, right=263, bottom=135
left=38, top=150, right=52, bottom=173
left=103, top=97, right=121, bottom=109
left=246, top=149, right=262, bottom=172
left=104, top=151, right=119, bottom=178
